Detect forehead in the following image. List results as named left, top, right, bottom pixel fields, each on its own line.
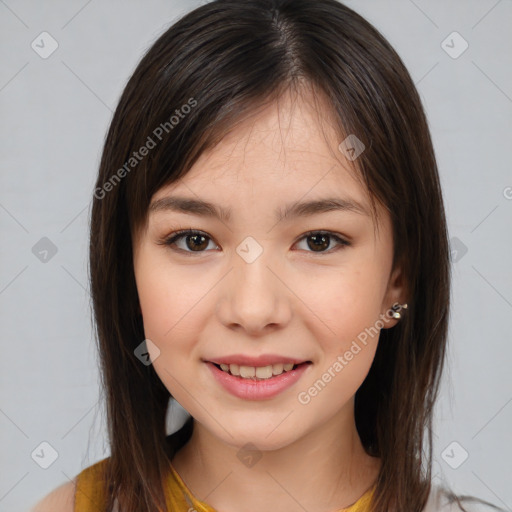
left=153, top=89, right=370, bottom=211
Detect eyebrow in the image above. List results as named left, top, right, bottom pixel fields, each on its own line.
left=148, top=195, right=370, bottom=223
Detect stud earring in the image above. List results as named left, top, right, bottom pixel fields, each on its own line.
left=391, top=302, right=408, bottom=319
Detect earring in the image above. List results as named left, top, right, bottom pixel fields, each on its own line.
left=391, top=302, right=408, bottom=319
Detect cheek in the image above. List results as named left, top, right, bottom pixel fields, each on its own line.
left=134, top=260, right=208, bottom=397
left=136, top=273, right=172, bottom=340
left=294, top=261, right=385, bottom=344
left=135, top=253, right=211, bottom=342
left=298, top=284, right=381, bottom=410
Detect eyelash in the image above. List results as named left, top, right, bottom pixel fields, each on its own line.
left=157, top=228, right=351, bottom=256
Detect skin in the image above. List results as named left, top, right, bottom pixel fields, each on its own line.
left=133, top=88, right=406, bottom=512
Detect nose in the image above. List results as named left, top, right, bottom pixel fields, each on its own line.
left=216, top=247, right=292, bottom=336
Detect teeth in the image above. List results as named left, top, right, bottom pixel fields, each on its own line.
left=272, top=363, right=284, bottom=375
left=239, top=365, right=256, bottom=378
left=217, top=362, right=298, bottom=379
left=256, top=366, right=273, bottom=379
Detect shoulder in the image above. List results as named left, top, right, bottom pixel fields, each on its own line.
left=29, top=457, right=111, bottom=512
left=29, top=479, right=77, bottom=512
left=423, top=483, right=506, bottom=512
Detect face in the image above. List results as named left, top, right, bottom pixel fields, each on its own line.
left=133, top=89, right=404, bottom=451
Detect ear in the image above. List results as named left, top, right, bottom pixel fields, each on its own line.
left=380, top=263, right=408, bottom=330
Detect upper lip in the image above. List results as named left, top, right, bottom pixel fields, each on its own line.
left=206, top=354, right=310, bottom=367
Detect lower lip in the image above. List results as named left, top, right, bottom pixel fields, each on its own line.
left=206, top=362, right=311, bottom=400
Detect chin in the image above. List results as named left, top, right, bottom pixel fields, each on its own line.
left=209, top=418, right=305, bottom=452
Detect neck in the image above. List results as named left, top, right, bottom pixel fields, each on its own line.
left=171, top=402, right=381, bottom=512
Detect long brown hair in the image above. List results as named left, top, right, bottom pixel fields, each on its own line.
left=88, top=1, right=482, bottom=510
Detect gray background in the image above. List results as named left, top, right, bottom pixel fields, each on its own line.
left=1, top=1, right=511, bottom=511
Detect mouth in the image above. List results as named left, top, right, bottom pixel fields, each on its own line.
left=205, top=359, right=312, bottom=400
left=210, top=361, right=311, bottom=380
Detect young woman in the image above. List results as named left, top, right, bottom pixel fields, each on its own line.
left=31, top=1, right=505, bottom=511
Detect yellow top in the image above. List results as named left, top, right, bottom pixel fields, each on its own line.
left=74, top=457, right=376, bottom=511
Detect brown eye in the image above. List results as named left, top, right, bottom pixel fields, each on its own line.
left=184, top=233, right=209, bottom=251
left=162, top=229, right=218, bottom=254
left=160, top=229, right=349, bottom=256
left=306, top=233, right=330, bottom=252
left=295, top=231, right=350, bottom=254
